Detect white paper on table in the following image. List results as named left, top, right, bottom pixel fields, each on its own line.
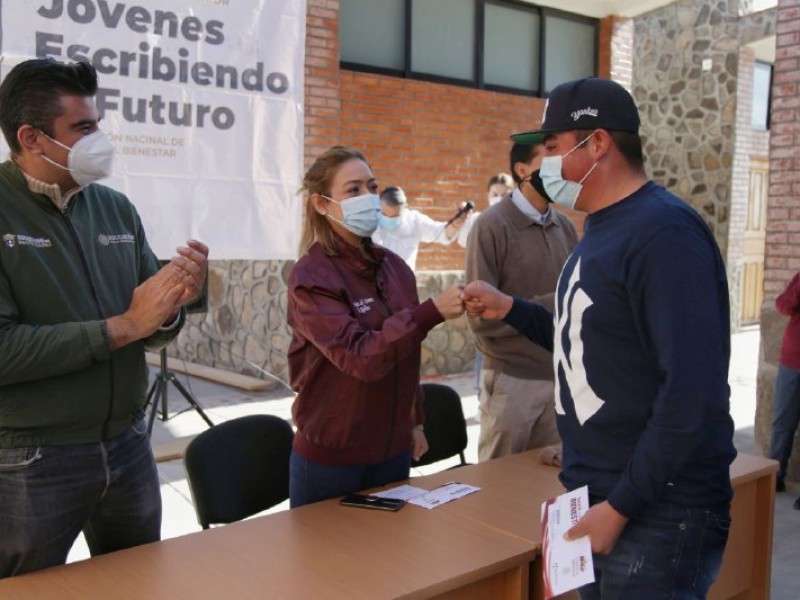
left=407, top=482, right=480, bottom=509
left=540, top=485, right=595, bottom=599
left=372, top=482, right=481, bottom=509
left=372, top=485, right=428, bottom=501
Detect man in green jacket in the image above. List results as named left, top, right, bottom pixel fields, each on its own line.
left=0, top=59, right=208, bottom=578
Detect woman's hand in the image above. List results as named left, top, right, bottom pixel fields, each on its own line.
left=411, top=426, right=429, bottom=461
left=433, top=283, right=465, bottom=320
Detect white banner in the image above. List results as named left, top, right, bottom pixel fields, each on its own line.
left=0, top=0, right=306, bottom=260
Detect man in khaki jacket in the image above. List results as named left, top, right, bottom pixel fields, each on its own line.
left=466, top=141, right=577, bottom=461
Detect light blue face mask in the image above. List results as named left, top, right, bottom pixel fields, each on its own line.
left=378, top=213, right=401, bottom=232
left=539, top=133, right=598, bottom=210
left=323, top=193, right=381, bottom=237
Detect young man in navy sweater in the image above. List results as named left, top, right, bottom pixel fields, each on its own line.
left=463, top=77, right=736, bottom=598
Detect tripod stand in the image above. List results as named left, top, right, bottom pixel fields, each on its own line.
left=146, top=347, right=214, bottom=436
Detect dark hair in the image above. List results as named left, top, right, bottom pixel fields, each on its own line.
left=575, top=129, right=644, bottom=171
left=609, top=131, right=645, bottom=170
left=380, top=186, right=407, bottom=206
left=509, top=143, right=540, bottom=184
left=486, top=173, right=513, bottom=191
left=298, top=145, right=370, bottom=256
left=0, top=59, right=99, bottom=155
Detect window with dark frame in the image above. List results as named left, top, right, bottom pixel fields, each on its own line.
left=339, top=0, right=598, bottom=97
left=751, top=61, right=772, bottom=130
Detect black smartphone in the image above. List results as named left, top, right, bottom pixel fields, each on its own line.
left=340, top=493, right=406, bottom=511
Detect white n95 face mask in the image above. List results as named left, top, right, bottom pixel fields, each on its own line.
left=40, top=129, right=115, bottom=186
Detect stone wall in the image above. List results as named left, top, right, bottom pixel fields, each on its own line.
left=172, top=264, right=476, bottom=384
left=175, top=260, right=294, bottom=382
left=632, top=0, right=775, bottom=331
left=633, top=1, right=733, bottom=251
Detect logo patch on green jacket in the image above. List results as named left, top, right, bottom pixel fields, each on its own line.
left=3, top=233, right=52, bottom=248
left=97, top=233, right=135, bottom=246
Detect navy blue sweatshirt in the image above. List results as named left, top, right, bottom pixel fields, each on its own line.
left=504, top=181, right=736, bottom=518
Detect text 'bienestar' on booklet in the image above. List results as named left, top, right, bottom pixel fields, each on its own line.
left=373, top=482, right=480, bottom=509
left=540, top=485, right=595, bottom=599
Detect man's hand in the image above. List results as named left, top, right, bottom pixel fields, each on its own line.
left=106, top=267, right=184, bottom=350
left=461, top=280, right=513, bottom=320
left=168, top=239, right=209, bottom=307
left=564, top=500, right=629, bottom=555
left=106, top=240, right=209, bottom=350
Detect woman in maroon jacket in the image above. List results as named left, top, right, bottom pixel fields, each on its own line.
left=770, top=273, right=800, bottom=509
left=287, top=146, right=464, bottom=507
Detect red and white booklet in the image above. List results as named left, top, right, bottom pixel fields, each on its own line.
left=540, top=486, right=595, bottom=599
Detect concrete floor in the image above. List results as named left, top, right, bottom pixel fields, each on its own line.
left=65, top=328, right=800, bottom=599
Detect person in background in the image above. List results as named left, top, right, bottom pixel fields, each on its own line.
left=287, top=146, right=464, bottom=508
left=458, top=173, right=515, bottom=397
left=770, top=272, right=800, bottom=509
left=0, top=59, right=208, bottom=578
left=456, top=172, right=514, bottom=248
left=462, top=77, right=735, bottom=598
left=467, top=142, right=577, bottom=462
left=372, top=185, right=467, bottom=270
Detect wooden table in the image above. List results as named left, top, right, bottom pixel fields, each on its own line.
left=709, top=453, right=777, bottom=600
left=409, top=450, right=778, bottom=600
left=0, top=451, right=775, bottom=599
left=409, top=451, right=572, bottom=600
left=0, top=490, right=535, bottom=600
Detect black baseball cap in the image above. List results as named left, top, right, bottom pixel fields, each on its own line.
left=510, top=77, right=640, bottom=144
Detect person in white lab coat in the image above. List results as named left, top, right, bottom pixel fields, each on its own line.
left=372, top=186, right=466, bottom=270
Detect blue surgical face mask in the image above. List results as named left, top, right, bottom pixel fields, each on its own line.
left=539, top=133, right=598, bottom=210
left=378, top=213, right=401, bottom=232
left=322, top=193, right=380, bottom=237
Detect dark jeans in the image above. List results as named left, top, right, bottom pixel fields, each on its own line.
left=579, top=501, right=731, bottom=599
left=0, top=419, right=161, bottom=579
left=289, top=450, right=410, bottom=508
left=770, top=363, right=800, bottom=484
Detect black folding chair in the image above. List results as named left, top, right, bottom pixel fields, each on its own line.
left=412, top=383, right=469, bottom=470
left=183, top=414, right=294, bottom=529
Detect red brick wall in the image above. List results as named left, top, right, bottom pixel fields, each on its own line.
left=764, top=0, right=800, bottom=296
left=598, top=16, right=633, bottom=87
left=303, top=0, right=607, bottom=270
left=339, top=72, right=546, bottom=270
left=304, top=0, right=342, bottom=164
left=598, top=17, right=614, bottom=79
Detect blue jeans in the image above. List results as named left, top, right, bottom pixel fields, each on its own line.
left=579, top=501, right=731, bottom=599
left=289, top=450, right=410, bottom=508
left=0, top=419, right=161, bottom=578
left=770, top=363, right=800, bottom=484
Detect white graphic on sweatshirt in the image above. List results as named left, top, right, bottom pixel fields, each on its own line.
left=553, top=257, right=605, bottom=425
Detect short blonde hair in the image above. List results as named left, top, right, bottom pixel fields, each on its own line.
left=298, top=146, right=369, bottom=256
